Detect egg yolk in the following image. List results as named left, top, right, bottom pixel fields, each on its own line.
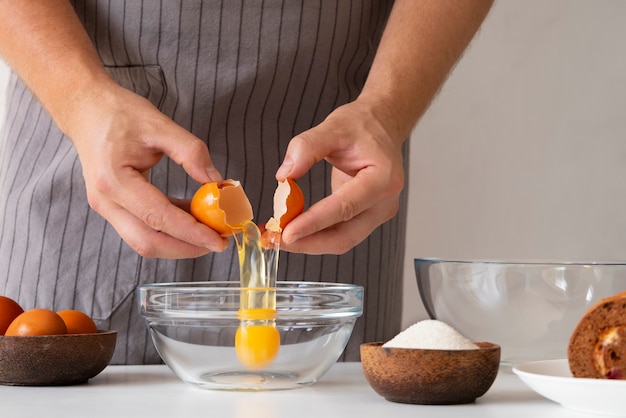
left=235, top=321, right=280, bottom=370
left=233, top=222, right=280, bottom=369
left=191, top=179, right=304, bottom=371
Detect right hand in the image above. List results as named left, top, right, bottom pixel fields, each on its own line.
left=63, top=82, right=228, bottom=259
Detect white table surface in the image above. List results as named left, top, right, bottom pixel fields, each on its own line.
left=0, top=363, right=589, bottom=418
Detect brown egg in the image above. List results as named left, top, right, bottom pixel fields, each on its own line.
left=57, top=310, right=98, bottom=334
left=190, top=180, right=253, bottom=236
left=0, top=296, right=24, bottom=335
left=5, top=308, right=68, bottom=336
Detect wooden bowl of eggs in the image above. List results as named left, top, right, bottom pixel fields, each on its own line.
left=0, top=297, right=117, bottom=386
left=0, top=330, right=117, bottom=386
left=360, top=320, right=500, bottom=405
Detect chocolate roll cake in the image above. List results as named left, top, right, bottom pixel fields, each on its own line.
left=568, top=290, right=626, bottom=379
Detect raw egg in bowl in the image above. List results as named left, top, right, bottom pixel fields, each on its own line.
left=189, top=178, right=308, bottom=379
left=137, top=281, right=363, bottom=391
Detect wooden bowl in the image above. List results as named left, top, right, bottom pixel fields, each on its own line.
left=0, top=330, right=116, bottom=386
left=360, top=341, right=500, bottom=404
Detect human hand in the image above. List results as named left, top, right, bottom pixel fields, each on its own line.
left=64, top=83, right=228, bottom=258
left=275, top=100, right=405, bottom=255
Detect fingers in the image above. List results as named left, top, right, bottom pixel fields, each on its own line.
left=275, top=130, right=330, bottom=181
left=143, top=117, right=223, bottom=184
left=89, top=170, right=228, bottom=258
left=279, top=154, right=403, bottom=255
left=275, top=102, right=406, bottom=255
left=279, top=197, right=400, bottom=255
left=68, top=86, right=228, bottom=259
left=281, top=167, right=391, bottom=243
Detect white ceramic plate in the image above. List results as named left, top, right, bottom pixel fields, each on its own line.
left=513, top=359, right=626, bottom=416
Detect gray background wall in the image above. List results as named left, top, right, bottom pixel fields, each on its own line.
left=401, top=0, right=626, bottom=326
left=1, top=1, right=625, bottom=329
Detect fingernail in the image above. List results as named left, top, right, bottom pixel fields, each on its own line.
left=206, top=166, right=223, bottom=182
left=281, top=231, right=301, bottom=244
left=276, top=158, right=293, bottom=180
left=208, top=244, right=224, bottom=253
left=207, top=238, right=228, bottom=252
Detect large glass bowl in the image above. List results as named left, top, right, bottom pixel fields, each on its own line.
left=415, top=259, right=626, bottom=366
left=138, top=281, right=363, bottom=390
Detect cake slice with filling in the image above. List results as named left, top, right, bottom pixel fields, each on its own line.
left=568, top=290, right=626, bottom=379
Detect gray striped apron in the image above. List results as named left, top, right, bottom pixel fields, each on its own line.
left=0, top=0, right=407, bottom=364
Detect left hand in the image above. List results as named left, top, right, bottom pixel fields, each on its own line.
left=275, top=99, right=405, bottom=255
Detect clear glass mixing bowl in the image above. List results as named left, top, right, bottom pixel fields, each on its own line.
left=138, top=281, right=363, bottom=390
left=415, top=258, right=626, bottom=367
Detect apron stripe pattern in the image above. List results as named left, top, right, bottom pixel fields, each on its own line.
left=0, top=0, right=407, bottom=364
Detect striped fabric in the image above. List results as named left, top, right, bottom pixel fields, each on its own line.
left=0, top=0, right=407, bottom=363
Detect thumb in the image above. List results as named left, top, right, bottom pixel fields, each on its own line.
left=276, top=129, right=333, bottom=180
left=151, top=122, right=222, bottom=184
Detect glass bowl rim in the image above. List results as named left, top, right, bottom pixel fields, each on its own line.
left=138, top=280, right=364, bottom=292
left=138, top=281, right=364, bottom=320
left=415, top=257, right=626, bottom=266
